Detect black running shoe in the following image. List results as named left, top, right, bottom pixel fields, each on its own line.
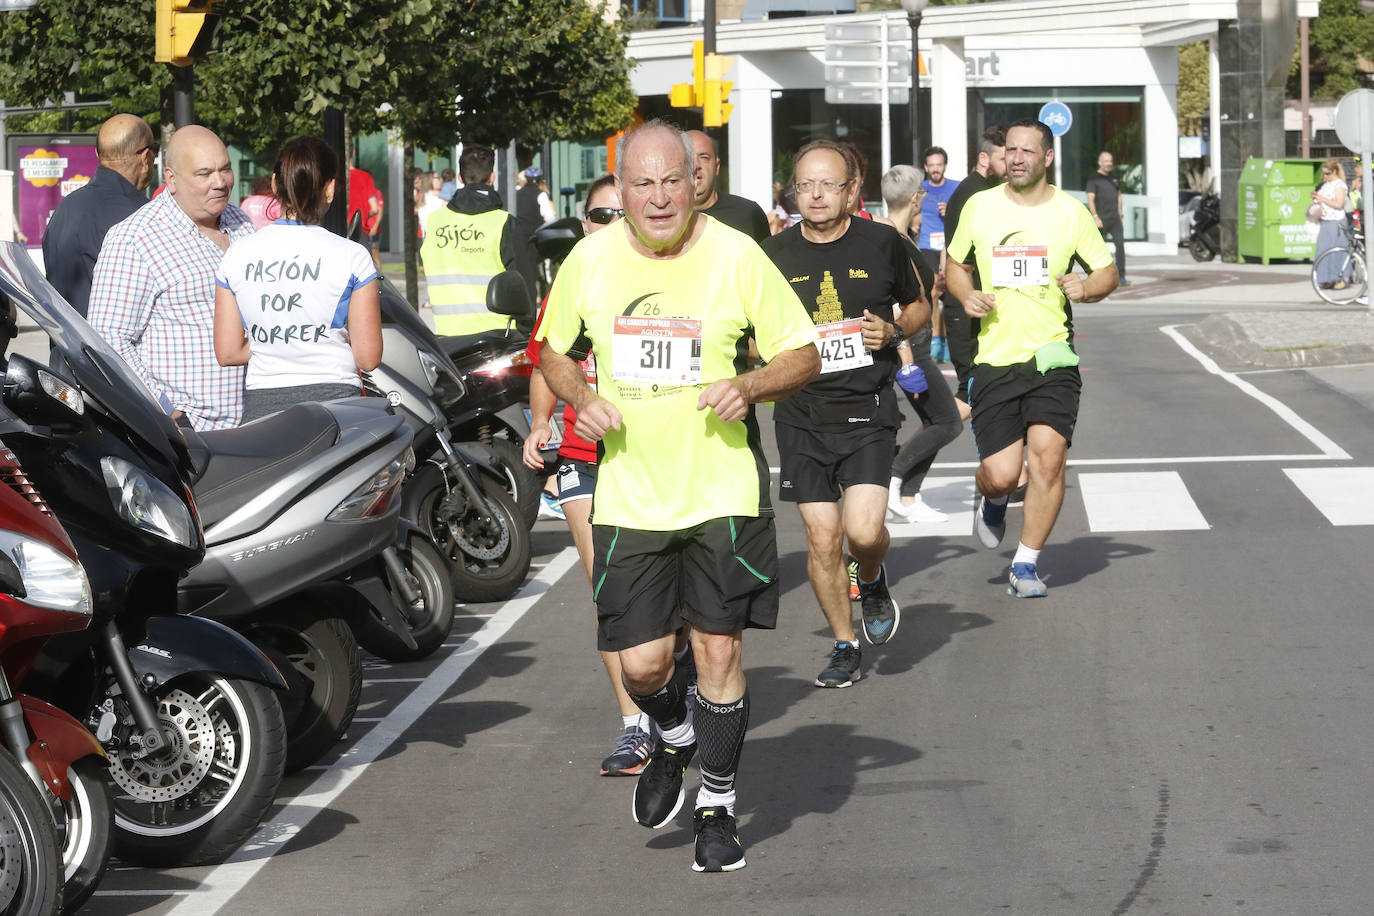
left=859, top=564, right=900, bottom=646
left=692, top=806, right=746, bottom=872
left=632, top=741, right=696, bottom=828
left=815, top=641, right=862, bottom=688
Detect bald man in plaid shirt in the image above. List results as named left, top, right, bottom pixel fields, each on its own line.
left=90, top=125, right=255, bottom=430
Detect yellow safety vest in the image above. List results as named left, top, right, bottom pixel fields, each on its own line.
left=421, top=207, right=510, bottom=335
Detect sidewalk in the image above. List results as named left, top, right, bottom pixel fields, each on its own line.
left=1105, top=253, right=1374, bottom=369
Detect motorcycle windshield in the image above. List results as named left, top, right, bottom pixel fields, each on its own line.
left=0, top=243, right=187, bottom=470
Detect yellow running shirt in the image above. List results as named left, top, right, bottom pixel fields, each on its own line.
left=945, top=186, right=1114, bottom=367
left=538, top=216, right=817, bottom=531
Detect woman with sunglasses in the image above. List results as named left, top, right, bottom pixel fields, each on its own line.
left=522, top=174, right=660, bottom=777
left=213, top=135, right=381, bottom=422
left=1312, top=160, right=1350, bottom=290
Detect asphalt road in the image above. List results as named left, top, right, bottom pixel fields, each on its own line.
left=78, top=292, right=1374, bottom=915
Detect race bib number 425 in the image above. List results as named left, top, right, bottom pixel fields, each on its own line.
left=815, top=318, right=873, bottom=374
left=610, top=316, right=702, bottom=385
left=991, top=244, right=1050, bottom=287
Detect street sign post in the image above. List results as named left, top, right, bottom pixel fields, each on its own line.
left=1334, top=88, right=1374, bottom=307
left=1039, top=100, right=1073, bottom=188
left=824, top=19, right=925, bottom=182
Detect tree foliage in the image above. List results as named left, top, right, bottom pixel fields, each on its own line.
left=1177, top=41, right=1209, bottom=133
left=1288, top=0, right=1374, bottom=100
left=0, top=0, right=636, bottom=153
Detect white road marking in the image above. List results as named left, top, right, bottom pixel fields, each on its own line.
left=163, top=547, right=581, bottom=916
left=1283, top=467, right=1374, bottom=525
left=886, top=477, right=977, bottom=538
left=93, top=890, right=193, bottom=897
left=1160, top=324, right=1351, bottom=460
left=1078, top=471, right=1210, bottom=532
left=360, top=678, right=426, bottom=685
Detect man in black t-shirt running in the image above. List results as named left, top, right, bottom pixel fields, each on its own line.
left=688, top=130, right=771, bottom=242
left=762, top=140, right=929, bottom=688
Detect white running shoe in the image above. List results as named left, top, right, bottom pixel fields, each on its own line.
left=886, top=483, right=909, bottom=520
left=903, top=494, right=948, bottom=523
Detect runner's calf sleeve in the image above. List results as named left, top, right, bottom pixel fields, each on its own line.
left=627, top=658, right=691, bottom=733
left=694, top=690, right=750, bottom=807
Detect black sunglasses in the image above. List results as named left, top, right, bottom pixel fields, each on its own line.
left=586, top=207, right=624, bottom=224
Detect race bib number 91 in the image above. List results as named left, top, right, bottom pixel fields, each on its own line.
left=991, top=244, right=1050, bottom=287
left=610, top=316, right=703, bottom=385
left=815, top=318, right=873, bottom=375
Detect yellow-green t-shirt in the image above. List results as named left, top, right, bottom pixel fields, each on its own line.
left=946, top=186, right=1114, bottom=367
left=538, top=216, right=818, bottom=531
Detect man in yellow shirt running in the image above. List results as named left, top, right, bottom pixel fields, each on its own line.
left=945, top=119, right=1118, bottom=598
left=537, top=120, right=820, bottom=872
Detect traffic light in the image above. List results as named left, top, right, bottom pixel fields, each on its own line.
left=156, top=0, right=223, bottom=67
left=703, top=53, right=734, bottom=127
left=670, top=41, right=706, bottom=110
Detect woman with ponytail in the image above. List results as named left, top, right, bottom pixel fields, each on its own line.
left=213, top=135, right=382, bottom=423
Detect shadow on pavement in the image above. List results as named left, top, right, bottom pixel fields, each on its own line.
left=1039, top=535, right=1153, bottom=589
left=642, top=723, right=923, bottom=853
left=866, top=603, right=993, bottom=679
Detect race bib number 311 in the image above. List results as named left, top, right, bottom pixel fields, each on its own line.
left=610, top=316, right=703, bottom=385
left=815, top=318, right=873, bottom=375
left=991, top=244, right=1050, bottom=287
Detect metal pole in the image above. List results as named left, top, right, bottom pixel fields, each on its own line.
left=880, top=18, right=891, bottom=184
left=908, top=11, right=921, bottom=166
left=704, top=0, right=716, bottom=56
left=172, top=66, right=194, bottom=128
left=1300, top=18, right=1311, bottom=158
left=323, top=107, right=347, bottom=237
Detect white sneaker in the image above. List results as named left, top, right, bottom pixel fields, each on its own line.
left=903, top=494, right=948, bottom=523
left=886, top=484, right=909, bottom=520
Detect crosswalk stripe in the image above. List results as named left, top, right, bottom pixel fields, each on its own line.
left=1283, top=466, right=1374, bottom=526
left=1078, top=471, right=1210, bottom=532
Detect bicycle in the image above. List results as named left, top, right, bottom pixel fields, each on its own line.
left=1311, top=221, right=1367, bottom=306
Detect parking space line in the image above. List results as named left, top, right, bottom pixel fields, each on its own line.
left=93, top=890, right=193, bottom=897
left=360, top=678, right=426, bottom=685
left=162, top=546, right=580, bottom=916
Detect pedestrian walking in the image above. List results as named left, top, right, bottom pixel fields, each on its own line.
left=89, top=124, right=254, bottom=430
left=41, top=113, right=155, bottom=317
left=1086, top=151, right=1129, bottom=285
left=875, top=164, right=963, bottom=524
left=945, top=119, right=1118, bottom=598
left=761, top=140, right=928, bottom=687
left=536, top=120, right=820, bottom=871
left=212, top=136, right=381, bottom=424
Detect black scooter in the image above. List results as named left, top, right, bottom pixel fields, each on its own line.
left=0, top=243, right=290, bottom=868
left=1189, top=193, right=1221, bottom=262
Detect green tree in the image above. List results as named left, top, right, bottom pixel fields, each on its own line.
left=1289, top=0, right=1374, bottom=99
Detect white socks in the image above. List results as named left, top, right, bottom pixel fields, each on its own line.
left=1012, top=542, right=1040, bottom=567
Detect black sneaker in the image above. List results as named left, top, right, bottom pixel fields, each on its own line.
left=692, top=806, right=746, bottom=872
left=632, top=741, right=696, bottom=828
left=815, top=641, right=862, bottom=688
left=859, top=564, right=900, bottom=646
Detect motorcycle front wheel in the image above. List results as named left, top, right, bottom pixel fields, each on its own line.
left=356, top=534, right=455, bottom=663
left=1188, top=237, right=1215, bottom=262
left=52, top=757, right=114, bottom=915
left=0, top=748, right=61, bottom=916
left=106, top=675, right=286, bottom=868
left=405, top=461, right=531, bottom=604
left=244, top=612, right=361, bottom=774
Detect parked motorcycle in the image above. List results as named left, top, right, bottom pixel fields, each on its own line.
left=0, top=446, right=111, bottom=913
left=0, top=746, right=61, bottom=915
left=1189, top=192, right=1221, bottom=262
left=0, top=243, right=289, bottom=868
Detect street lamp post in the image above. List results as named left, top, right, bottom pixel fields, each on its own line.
left=900, top=0, right=929, bottom=168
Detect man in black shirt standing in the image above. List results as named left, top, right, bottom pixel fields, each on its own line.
left=761, top=139, right=929, bottom=689
left=941, top=124, right=1007, bottom=413
left=1085, top=151, right=1128, bottom=285
left=688, top=130, right=771, bottom=242
left=42, top=113, right=155, bottom=316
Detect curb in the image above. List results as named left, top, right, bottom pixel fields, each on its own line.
left=1186, top=312, right=1374, bottom=369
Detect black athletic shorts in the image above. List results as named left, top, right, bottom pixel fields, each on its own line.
left=590, top=516, right=779, bottom=652
left=967, top=360, right=1081, bottom=457
left=776, top=422, right=896, bottom=503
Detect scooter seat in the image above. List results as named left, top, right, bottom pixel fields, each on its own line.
left=192, top=404, right=340, bottom=527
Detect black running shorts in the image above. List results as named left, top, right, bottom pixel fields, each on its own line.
left=967, top=360, right=1081, bottom=458
left=776, top=423, right=896, bottom=503
left=590, top=516, right=779, bottom=652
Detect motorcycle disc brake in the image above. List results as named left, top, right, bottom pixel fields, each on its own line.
left=107, top=688, right=216, bottom=802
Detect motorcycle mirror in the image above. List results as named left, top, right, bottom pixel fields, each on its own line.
left=486, top=270, right=535, bottom=321
left=2, top=353, right=92, bottom=434
left=346, top=210, right=363, bottom=242
left=533, top=216, right=583, bottom=264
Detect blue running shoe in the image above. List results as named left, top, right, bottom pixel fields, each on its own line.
left=538, top=491, right=565, bottom=521
left=1007, top=562, right=1048, bottom=598
left=859, top=565, right=900, bottom=645
left=973, top=494, right=1007, bottom=549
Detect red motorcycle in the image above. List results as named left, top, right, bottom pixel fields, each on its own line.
left=0, top=445, right=112, bottom=914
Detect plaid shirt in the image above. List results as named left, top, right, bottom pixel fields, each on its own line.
left=89, top=191, right=255, bottom=430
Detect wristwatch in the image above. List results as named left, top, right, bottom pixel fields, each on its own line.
left=886, top=323, right=906, bottom=349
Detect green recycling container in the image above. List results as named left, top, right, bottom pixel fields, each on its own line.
left=1237, top=158, right=1324, bottom=263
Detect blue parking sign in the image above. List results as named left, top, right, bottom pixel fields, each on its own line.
left=1038, top=100, right=1073, bottom=137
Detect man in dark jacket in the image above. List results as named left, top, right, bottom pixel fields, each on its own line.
left=42, top=113, right=155, bottom=316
